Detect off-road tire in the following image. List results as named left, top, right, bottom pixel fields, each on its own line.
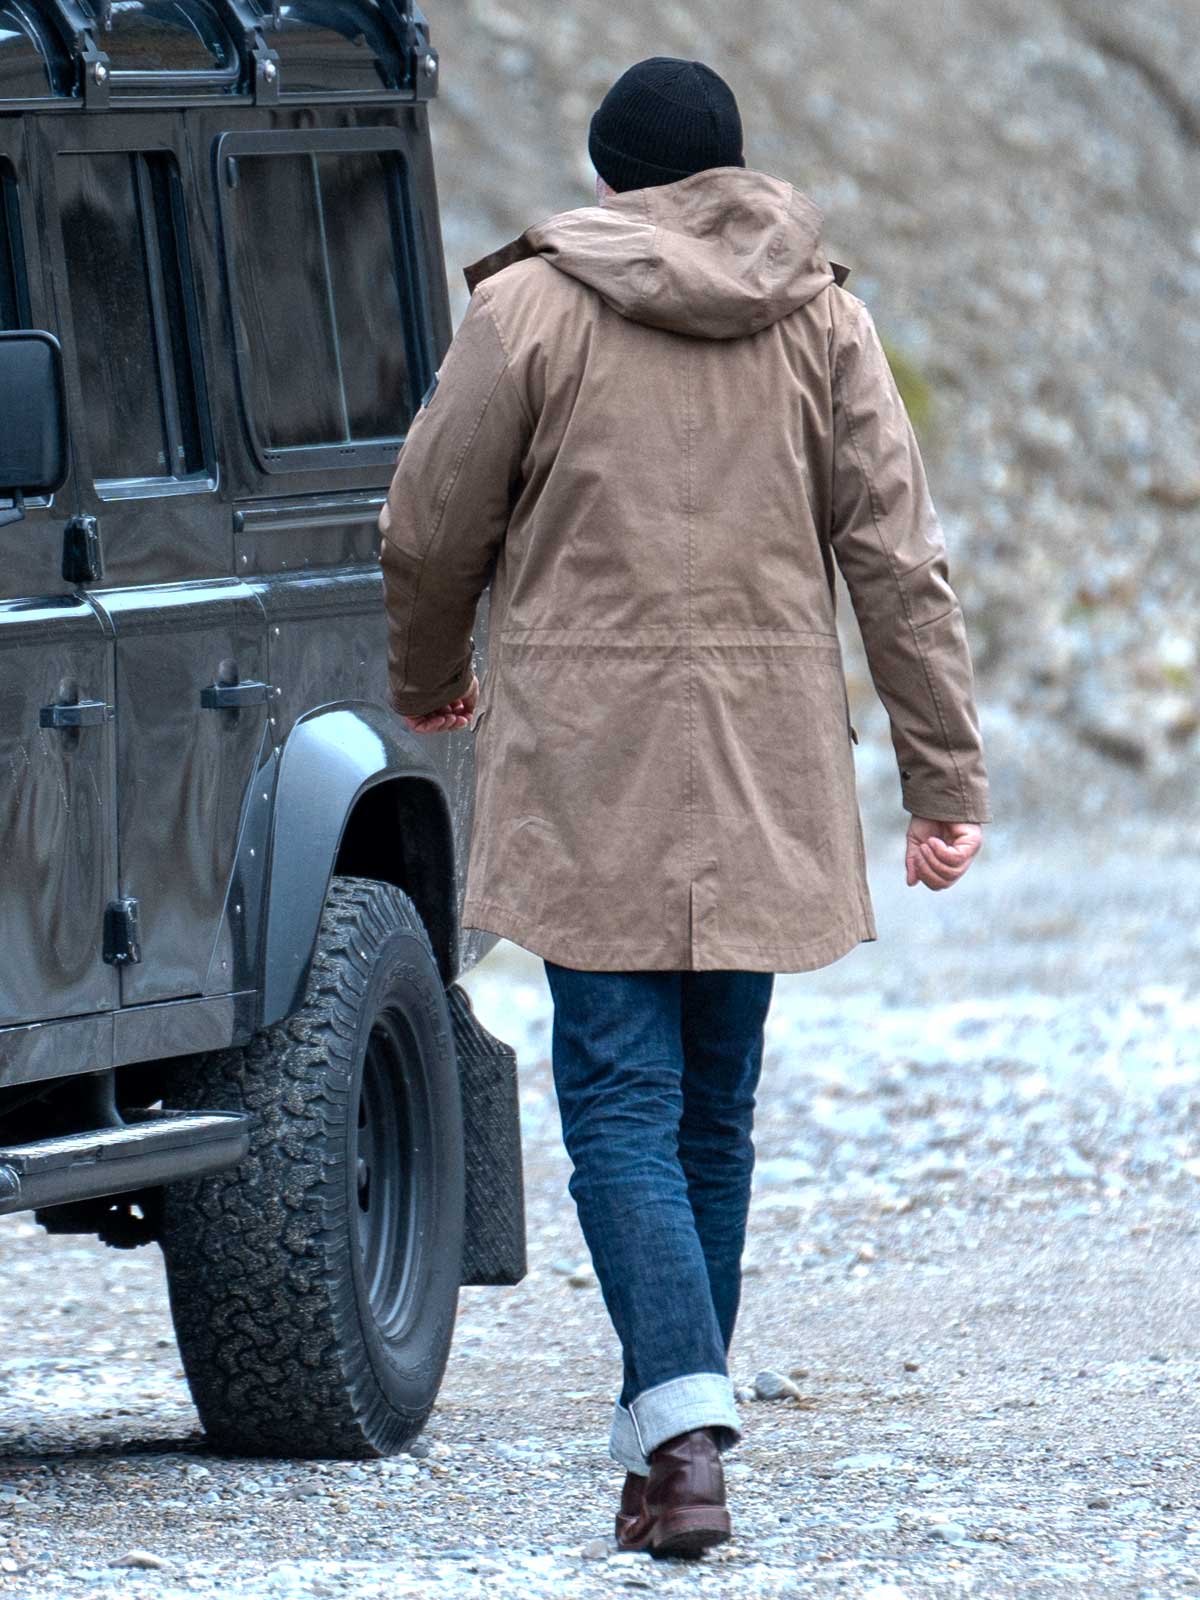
left=159, top=876, right=465, bottom=1458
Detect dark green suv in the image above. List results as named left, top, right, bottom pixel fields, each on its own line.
left=0, top=0, right=524, bottom=1458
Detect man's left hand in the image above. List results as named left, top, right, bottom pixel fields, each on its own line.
left=400, top=673, right=480, bottom=734
left=904, top=815, right=984, bottom=889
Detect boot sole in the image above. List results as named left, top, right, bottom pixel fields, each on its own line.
left=647, top=1506, right=732, bottom=1560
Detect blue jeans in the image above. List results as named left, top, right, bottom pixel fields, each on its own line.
left=542, top=961, right=775, bottom=1474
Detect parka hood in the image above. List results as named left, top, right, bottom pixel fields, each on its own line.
left=463, top=167, right=849, bottom=341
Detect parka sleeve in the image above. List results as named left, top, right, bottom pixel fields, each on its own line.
left=378, top=284, right=531, bottom=716
left=829, top=297, right=993, bottom=823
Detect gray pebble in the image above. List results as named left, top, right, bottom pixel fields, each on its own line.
left=112, top=1550, right=172, bottom=1570
left=753, top=1369, right=803, bottom=1401
left=755, top=1157, right=818, bottom=1186
left=928, top=1521, right=968, bottom=1543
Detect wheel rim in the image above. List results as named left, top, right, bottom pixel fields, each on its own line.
left=354, top=1008, right=426, bottom=1340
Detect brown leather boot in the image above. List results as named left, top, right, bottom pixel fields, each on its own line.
left=615, top=1427, right=731, bottom=1559
left=615, top=1470, right=647, bottom=1540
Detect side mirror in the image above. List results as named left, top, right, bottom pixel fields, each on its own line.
left=0, top=330, right=68, bottom=525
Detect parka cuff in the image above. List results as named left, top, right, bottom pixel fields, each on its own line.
left=387, top=645, right=476, bottom=717
left=901, top=782, right=992, bottom=825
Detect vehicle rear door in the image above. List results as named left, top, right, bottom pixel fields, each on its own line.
left=36, top=110, right=270, bottom=1007
left=0, top=117, right=119, bottom=1029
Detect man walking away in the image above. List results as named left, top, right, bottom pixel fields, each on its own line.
left=379, top=57, right=991, bottom=1558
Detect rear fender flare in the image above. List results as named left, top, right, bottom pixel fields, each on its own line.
left=260, top=704, right=458, bottom=1028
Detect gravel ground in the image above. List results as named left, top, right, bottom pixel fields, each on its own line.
left=1, top=812, right=1198, bottom=1599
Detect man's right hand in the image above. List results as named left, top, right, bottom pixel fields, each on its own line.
left=399, top=672, right=479, bottom=735
left=905, top=816, right=983, bottom=890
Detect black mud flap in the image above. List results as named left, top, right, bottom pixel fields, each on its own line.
left=447, top=982, right=526, bottom=1287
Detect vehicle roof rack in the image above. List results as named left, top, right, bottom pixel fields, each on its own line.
left=0, top=0, right=437, bottom=107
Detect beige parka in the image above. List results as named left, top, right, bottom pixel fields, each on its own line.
left=380, top=166, right=992, bottom=972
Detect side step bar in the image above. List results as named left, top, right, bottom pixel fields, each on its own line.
left=0, top=1112, right=252, bottom=1218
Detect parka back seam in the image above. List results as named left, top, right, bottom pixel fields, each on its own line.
left=685, top=335, right=696, bottom=960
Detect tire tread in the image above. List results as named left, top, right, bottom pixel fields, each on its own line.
left=160, top=876, right=459, bottom=1458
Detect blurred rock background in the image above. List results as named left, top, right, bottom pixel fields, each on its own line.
left=425, top=0, right=1199, bottom=822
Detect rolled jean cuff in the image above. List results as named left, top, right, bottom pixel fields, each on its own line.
left=609, top=1372, right=742, bottom=1474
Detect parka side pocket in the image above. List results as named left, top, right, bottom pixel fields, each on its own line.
left=837, top=671, right=860, bottom=745
left=472, top=666, right=498, bottom=734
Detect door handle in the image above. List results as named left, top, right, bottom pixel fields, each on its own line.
left=39, top=699, right=113, bottom=729
left=200, top=680, right=272, bottom=710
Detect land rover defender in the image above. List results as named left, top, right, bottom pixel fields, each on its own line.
left=0, top=0, right=525, bottom=1458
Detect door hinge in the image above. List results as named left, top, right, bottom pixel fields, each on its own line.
left=103, top=898, right=142, bottom=967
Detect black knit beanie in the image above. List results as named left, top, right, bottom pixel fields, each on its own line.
left=588, top=57, right=745, bottom=194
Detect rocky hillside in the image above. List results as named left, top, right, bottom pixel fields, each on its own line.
left=425, top=0, right=1199, bottom=819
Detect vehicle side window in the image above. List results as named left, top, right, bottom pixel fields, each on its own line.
left=1, top=160, right=42, bottom=513
left=56, top=150, right=210, bottom=494
left=224, top=147, right=424, bottom=469
left=0, top=160, right=29, bottom=329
